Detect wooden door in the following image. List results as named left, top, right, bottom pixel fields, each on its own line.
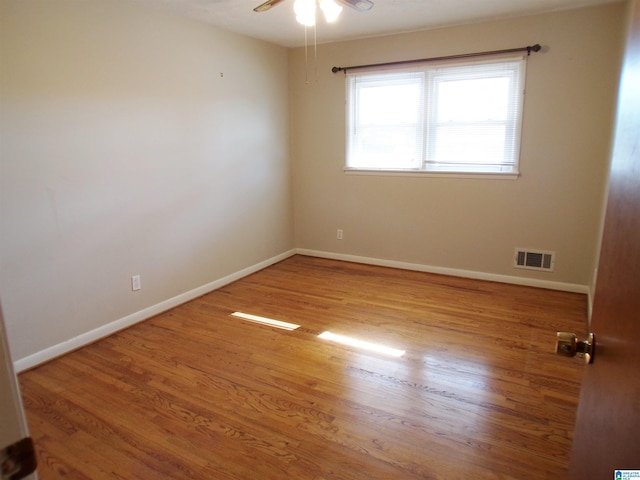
left=569, top=0, right=640, bottom=477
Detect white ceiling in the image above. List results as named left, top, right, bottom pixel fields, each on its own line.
left=130, top=0, right=620, bottom=48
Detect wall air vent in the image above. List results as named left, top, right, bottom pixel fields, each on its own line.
left=514, top=248, right=555, bottom=272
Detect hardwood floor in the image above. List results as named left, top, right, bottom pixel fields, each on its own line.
left=19, top=255, right=587, bottom=479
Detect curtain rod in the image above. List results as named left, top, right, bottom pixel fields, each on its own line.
left=331, top=44, right=541, bottom=74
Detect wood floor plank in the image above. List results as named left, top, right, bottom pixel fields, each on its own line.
left=19, top=255, right=586, bottom=479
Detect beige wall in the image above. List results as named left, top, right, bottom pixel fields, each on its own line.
left=290, top=3, right=625, bottom=287
left=0, top=0, right=293, bottom=361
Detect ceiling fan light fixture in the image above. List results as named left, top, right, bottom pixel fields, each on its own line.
left=294, top=0, right=316, bottom=26
left=320, top=0, right=343, bottom=23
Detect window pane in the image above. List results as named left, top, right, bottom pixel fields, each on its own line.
left=359, top=82, right=420, bottom=125
left=426, top=61, right=523, bottom=172
left=348, top=72, right=424, bottom=169
left=433, top=125, right=507, bottom=165
left=351, top=125, right=420, bottom=169
left=437, top=77, right=510, bottom=122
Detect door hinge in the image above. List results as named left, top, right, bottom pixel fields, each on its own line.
left=1, top=437, right=36, bottom=480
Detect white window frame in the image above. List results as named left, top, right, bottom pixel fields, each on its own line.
left=345, top=55, right=527, bottom=178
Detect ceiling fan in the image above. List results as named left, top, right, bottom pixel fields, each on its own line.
left=254, top=0, right=374, bottom=26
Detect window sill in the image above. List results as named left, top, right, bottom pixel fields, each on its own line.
left=344, top=168, right=520, bottom=180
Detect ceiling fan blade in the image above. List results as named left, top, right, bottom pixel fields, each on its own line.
left=336, top=0, right=374, bottom=12
left=253, top=0, right=287, bottom=13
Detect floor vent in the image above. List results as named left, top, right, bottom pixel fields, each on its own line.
left=514, top=249, right=555, bottom=272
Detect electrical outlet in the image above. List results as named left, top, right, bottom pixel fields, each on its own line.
left=337, top=229, right=343, bottom=240
left=131, top=275, right=141, bottom=291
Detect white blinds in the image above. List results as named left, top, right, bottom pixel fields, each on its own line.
left=347, top=70, right=425, bottom=170
left=424, top=58, right=525, bottom=173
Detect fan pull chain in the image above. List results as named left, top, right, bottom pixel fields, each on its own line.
left=304, top=26, right=310, bottom=84
left=314, top=22, right=318, bottom=82
left=302, top=21, right=319, bottom=84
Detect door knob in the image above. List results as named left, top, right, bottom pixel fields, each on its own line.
left=556, top=332, right=595, bottom=364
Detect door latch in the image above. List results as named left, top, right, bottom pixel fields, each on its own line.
left=556, top=332, right=595, bottom=364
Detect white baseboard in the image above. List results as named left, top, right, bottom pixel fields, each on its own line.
left=295, top=249, right=589, bottom=294
left=15, top=248, right=588, bottom=372
left=14, top=249, right=296, bottom=373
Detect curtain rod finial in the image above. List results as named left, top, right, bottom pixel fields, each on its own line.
left=527, top=44, right=542, bottom=55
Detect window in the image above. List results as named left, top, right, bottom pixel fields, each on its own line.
left=346, top=56, right=526, bottom=175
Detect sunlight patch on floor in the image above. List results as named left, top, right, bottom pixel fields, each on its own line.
left=318, top=331, right=406, bottom=357
left=230, top=312, right=300, bottom=331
